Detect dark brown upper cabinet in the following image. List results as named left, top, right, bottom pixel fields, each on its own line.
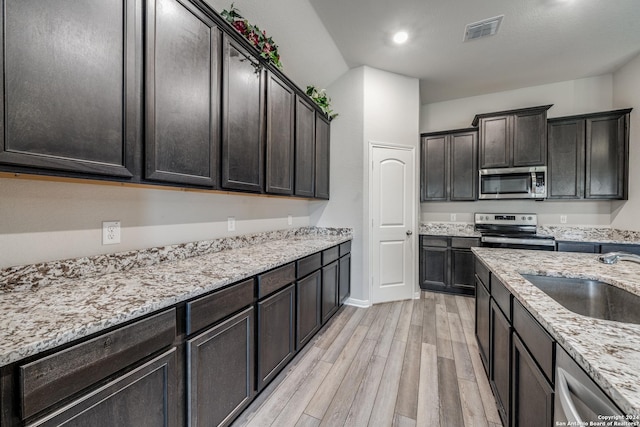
left=145, top=0, right=221, bottom=187
left=473, top=105, right=552, bottom=169
left=548, top=109, right=631, bottom=200
left=0, top=0, right=139, bottom=178
left=420, top=128, right=477, bottom=202
left=314, top=114, right=330, bottom=200
left=221, top=34, right=265, bottom=193
left=294, top=96, right=316, bottom=198
left=265, top=72, right=295, bottom=195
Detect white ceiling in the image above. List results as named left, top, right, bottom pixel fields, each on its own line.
left=308, top=0, right=640, bottom=104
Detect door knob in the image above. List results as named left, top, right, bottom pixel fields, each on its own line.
left=406, top=230, right=413, bottom=236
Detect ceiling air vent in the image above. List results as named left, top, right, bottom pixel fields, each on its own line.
left=463, top=15, right=504, bottom=42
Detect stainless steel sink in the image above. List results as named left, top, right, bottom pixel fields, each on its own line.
left=520, top=274, right=640, bottom=325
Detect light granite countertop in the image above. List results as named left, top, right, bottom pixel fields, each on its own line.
left=0, top=228, right=351, bottom=367
left=472, top=247, right=640, bottom=416
left=421, top=222, right=640, bottom=244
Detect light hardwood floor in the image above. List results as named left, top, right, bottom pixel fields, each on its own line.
left=232, top=292, right=502, bottom=427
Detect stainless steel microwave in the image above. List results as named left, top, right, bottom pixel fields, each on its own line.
left=479, top=166, right=547, bottom=199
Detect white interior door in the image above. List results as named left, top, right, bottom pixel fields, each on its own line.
left=371, top=144, right=416, bottom=303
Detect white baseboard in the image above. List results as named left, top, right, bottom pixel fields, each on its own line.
left=414, top=291, right=421, bottom=299
left=344, top=297, right=371, bottom=308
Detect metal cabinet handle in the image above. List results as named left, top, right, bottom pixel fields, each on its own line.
left=406, top=230, right=413, bottom=236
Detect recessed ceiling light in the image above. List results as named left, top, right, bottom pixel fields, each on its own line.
left=393, top=31, right=409, bottom=44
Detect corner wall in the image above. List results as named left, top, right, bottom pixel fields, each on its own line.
left=611, top=52, right=640, bottom=231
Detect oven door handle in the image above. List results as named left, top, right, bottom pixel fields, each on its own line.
left=481, top=236, right=556, bottom=246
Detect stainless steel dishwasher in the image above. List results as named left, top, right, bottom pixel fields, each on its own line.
left=555, top=345, right=624, bottom=423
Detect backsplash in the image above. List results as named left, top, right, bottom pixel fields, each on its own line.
left=0, top=227, right=352, bottom=291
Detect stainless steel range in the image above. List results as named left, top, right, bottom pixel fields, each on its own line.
left=474, top=213, right=555, bottom=251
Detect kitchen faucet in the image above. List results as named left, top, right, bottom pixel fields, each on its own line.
left=598, top=252, right=640, bottom=265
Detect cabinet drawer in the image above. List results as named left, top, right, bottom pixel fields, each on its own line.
left=475, top=257, right=490, bottom=290
left=322, top=246, right=339, bottom=265
left=258, top=263, right=295, bottom=298
left=451, top=237, right=480, bottom=249
left=296, top=253, right=322, bottom=279
left=20, top=309, right=176, bottom=419
left=421, top=236, right=449, bottom=247
left=513, top=299, right=555, bottom=383
left=491, top=276, right=512, bottom=321
left=557, top=241, right=599, bottom=253
left=186, top=279, right=255, bottom=335
left=600, top=243, right=640, bottom=256
left=339, top=241, right=352, bottom=257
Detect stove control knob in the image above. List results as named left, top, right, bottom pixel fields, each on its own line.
left=521, top=216, right=526, bottom=220
left=528, top=216, right=533, bottom=220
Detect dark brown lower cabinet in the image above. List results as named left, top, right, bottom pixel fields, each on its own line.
left=257, top=284, right=296, bottom=390
left=321, top=261, right=339, bottom=324
left=475, top=277, right=490, bottom=373
left=30, top=349, right=177, bottom=427
left=296, top=271, right=321, bottom=349
left=450, top=248, right=475, bottom=293
left=511, top=334, right=554, bottom=427
left=419, top=244, right=448, bottom=290
left=338, top=253, right=351, bottom=304
left=490, top=300, right=511, bottom=427
left=187, top=307, right=254, bottom=427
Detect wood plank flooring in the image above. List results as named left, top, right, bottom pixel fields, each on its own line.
left=232, top=292, right=502, bottom=427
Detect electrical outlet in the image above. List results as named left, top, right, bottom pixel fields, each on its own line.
left=227, top=217, right=236, bottom=232
left=287, top=215, right=293, bottom=226
left=560, top=215, right=567, bottom=224
left=102, top=221, right=121, bottom=245
left=450, top=213, right=457, bottom=222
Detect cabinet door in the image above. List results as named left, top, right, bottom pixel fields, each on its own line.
left=547, top=119, right=585, bottom=199
left=420, top=135, right=448, bottom=201
left=511, top=334, right=554, bottom=427
left=0, top=0, right=138, bottom=178
left=512, top=110, right=547, bottom=167
left=187, top=307, right=254, bottom=427
left=450, top=249, right=475, bottom=294
left=221, top=35, right=265, bottom=192
left=258, top=284, right=295, bottom=390
left=321, top=261, right=339, bottom=324
left=30, top=349, right=177, bottom=427
left=585, top=113, right=628, bottom=199
left=265, top=72, right=295, bottom=195
left=296, top=270, right=321, bottom=349
left=145, top=0, right=220, bottom=186
left=314, top=114, right=331, bottom=199
left=490, top=300, right=512, bottom=427
left=294, top=96, right=316, bottom=197
left=419, top=246, right=448, bottom=291
left=479, top=115, right=511, bottom=168
left=449, top=131, right=477, bottom=201
left=339, top=253, right=351, bottom=304
left=475, top=278, right=490, bottom=374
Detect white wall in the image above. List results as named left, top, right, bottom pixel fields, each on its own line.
left=420, top=75, right=613, bottom=132
left=311, top=67, right=365, bottom=301
left=311, top=66, right=419, bottom=305
left=362, top=67, right=420, bottom=303
left=0, top=178, right=311, bottom=268
left=611, top=52, right=640, bottom=231
left=419, top=74, right=621, bottom=227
